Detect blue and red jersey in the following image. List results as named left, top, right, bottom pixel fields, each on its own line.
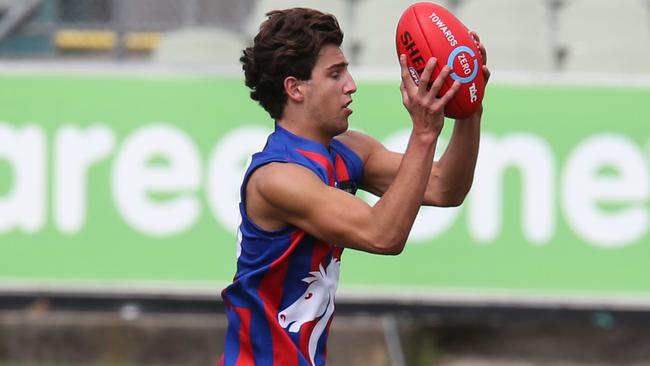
left=220, top=124, right=364, bottom=366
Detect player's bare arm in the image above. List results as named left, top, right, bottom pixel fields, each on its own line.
left=246, top=56, right=459, bottom=255
left=338, top=32, right=490, bottom=207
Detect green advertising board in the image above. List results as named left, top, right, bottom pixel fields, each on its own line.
left=0, top=71, right=649, bottom=303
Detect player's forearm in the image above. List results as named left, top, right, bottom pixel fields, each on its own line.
left=424, top=112, right=481, bottom=206
left=369, top=130, right=438, bottom=254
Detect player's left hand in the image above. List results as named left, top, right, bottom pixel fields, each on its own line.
left=457, top=31, right=490, bottom=121
left=470, top=31, right=490, bottom=85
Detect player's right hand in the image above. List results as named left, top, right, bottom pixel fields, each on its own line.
left=399, top=54, right=461, bottom=137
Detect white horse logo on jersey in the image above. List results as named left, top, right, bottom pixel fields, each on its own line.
left=278, top=258, right=340, bottom=365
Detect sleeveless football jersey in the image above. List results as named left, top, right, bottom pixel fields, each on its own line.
left=221, top=124, right=364, bottom=366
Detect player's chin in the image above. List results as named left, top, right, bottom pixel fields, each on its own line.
left=341, top=108, right=353, bottom=126
left=332, top=118, right=349, bottom=136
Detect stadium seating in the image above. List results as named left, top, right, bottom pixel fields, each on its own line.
left=152, top=27, right=246, bottom=66
left=54, top=29, right=116, bottom=51
left=3, top=0, right=650, bottom=75
left=455, top=0, right=556, bottom=72
left=0, top=0, right=41, bottom=40
left=557, top=0, right=650, bottom=73
left=353, top=0, right=450, bottom=70
left=123, top=32, right=161, bottom=52
left=121, top=0, right=185, bottom=30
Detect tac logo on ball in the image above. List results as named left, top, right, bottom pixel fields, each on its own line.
left=448, top=46, right=479, bottom=84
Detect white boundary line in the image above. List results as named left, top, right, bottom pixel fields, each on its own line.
left=1, top=61, right=650, bottom=87
left=0, top=60, right=242, bottom=79
left=336, top=287, right=650, bottom=311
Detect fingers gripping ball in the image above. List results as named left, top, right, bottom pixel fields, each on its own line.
left=396, top=2, right=485, bottom=119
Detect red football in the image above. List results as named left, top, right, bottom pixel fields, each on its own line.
left=396, top=2, right=485, bottom=119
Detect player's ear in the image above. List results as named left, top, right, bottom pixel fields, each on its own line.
left=284, top=76, right=305, bottom=102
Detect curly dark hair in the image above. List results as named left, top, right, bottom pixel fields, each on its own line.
left=241, top=8, right=344, bottom=120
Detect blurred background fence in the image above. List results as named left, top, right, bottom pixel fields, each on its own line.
left=1, top=1, right=650, bottom=366
left=0, top=0, right=254, bottom=61
left=0, top=0, right=649, bottom=72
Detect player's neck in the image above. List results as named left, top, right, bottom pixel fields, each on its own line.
left=277, top=118, right=332, bottom=150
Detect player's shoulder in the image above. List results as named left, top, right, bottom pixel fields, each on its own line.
left=249, top=162, right=324, bottom=201
left=252, top=162, right=318, bottom=187
left=336, top=129, right=378, bottom=145
left=335, top=130, right=385, bottom=163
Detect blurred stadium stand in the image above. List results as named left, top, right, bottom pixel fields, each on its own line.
left=245, top=0, right=354, bottom=58
left=152, top=27, right=246, bottom=65
left=455, top=0, right=557, bottom=72
left=246, top=0, right=351, bottom=37
left=0, top=0, right=648, bottom=73
left=353, top=0, right=450, bottom=71
left=557, top=0, right=650, bottom=73
left=0, top=0, right=254, bottom=59
left=0, top=0, right=52, bottom=56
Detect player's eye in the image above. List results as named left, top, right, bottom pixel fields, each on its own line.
left=304, top=292, right=313, bottom=299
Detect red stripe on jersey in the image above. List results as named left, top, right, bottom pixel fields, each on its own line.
left=334, top=154, right=350, bottom=181
left=332, top=246, right=344, bottom=261
left=298, top=319, right=316, bottom=363
left=234, top=307, right=254, bottom=366
left=296, top=149, right=334, bottom=186
left=322, top=314, right=336, bottom=362
left=311, top=241, right=332, bottom=273
left=257, top=230, right=306, bottom=366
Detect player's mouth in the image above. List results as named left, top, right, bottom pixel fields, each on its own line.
left=342, top=100, right=353, bottom=115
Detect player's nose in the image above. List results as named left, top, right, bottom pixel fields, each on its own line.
left=344, top=73, right=357, bottom=95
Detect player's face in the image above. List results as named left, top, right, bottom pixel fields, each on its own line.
left=302, top=44, right=357, bottom=137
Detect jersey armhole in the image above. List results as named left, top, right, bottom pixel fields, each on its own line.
left=239, top=159, right=318, bottom=236
left=240, top=159, right=287, bottom=235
